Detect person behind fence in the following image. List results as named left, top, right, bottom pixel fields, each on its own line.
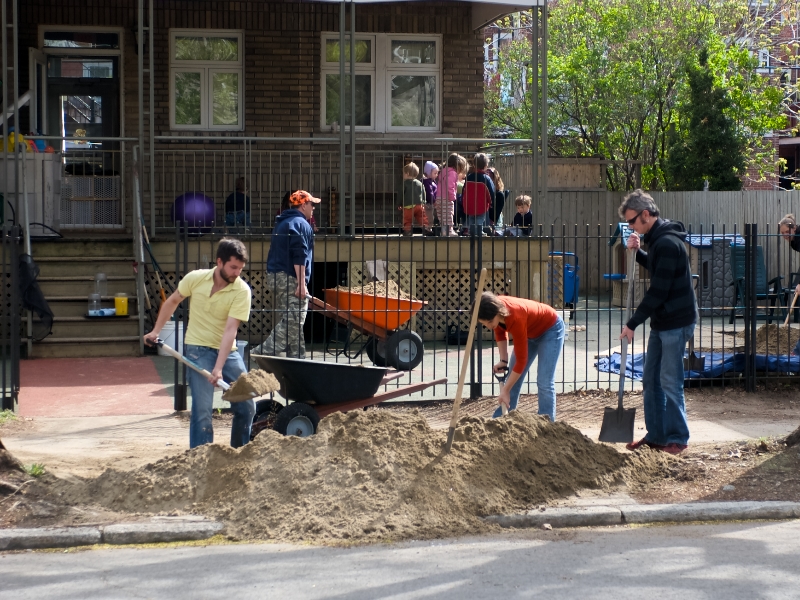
left=462, top=153, right=496, bottom=236
left=618, top=189, right=696, bottom=456
left=143, top=238, right=254, bottom=449
left=779, top=214, right=800, bottom=294
left=254, top=190, right=320, bottom=359
left=423, top=161, right=439, bottom=231
left=436, top=153, right=467, bottom=237
left=512, top=195, right=533, bottom=235
left=279, top=190, right=318, bottom=233
left=225, top=177, right=251, bottom=227
left=399, top=162, right=432, bottom=236
left=486, top=166, right=506, bottom=229
left=475, top=291, right=565, bottom=422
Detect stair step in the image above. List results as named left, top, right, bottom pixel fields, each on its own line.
left=37, top=336, right=141, bottom=344
left=53, top=315, right=140, bottom=322
left=32, top=240, right=134, bottom=259
left=34, top=256, right=136, bottom=262
left=30, top=338, right=142, bottom=358
left=38, top=276, right=135, bottom=282
left=50, top=317, right=140, bottom=337
left=36, top=259, right=138, bottom=277
left=39, top=280, right=137, bottom=296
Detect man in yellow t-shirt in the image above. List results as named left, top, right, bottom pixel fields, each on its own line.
left=144, top=238, right=253, bottom=448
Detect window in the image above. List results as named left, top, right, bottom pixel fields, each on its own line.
left=321, top=33, right=441, bottom=132
left=169, top=30, right=244, bottom=130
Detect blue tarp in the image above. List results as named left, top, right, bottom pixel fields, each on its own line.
left=596, top=351, right=800, bottom=380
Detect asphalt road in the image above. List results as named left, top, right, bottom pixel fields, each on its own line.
left=2, top=521, right=799, bottom=599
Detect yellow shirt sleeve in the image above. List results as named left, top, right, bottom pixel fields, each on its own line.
left=229, top=285, right=251, bottom=323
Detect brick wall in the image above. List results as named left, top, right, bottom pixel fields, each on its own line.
left=19, top=0, right=484, bottom=143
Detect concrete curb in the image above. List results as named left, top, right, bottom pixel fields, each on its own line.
left=0, top=519, right=225, bottom=551
left=486, top=501, right=800, bottom=530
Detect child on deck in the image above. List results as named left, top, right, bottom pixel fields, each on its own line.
left=462, top=153, right=495, bottom=236
left=225, top=177, right=252, bottom=227
left=422, top=161, right=439, bottom=232
left=399, top=162, right=430, bottom=236
left=512, top=195, right=533, bottom=236
left=436, top=153, right=468, bottom=237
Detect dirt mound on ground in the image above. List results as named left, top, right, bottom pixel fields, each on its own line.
left=48, top=411, right=670, bottom=544
left=737, top=324, right=800, bottom=355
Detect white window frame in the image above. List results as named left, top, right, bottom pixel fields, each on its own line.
left=320, top=33, right=442, bottom=133
left=320, top=34, right=377, bottom=131
left=169, top=29, right=244, bottom=131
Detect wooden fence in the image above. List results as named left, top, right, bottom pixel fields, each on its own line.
left=536, top=190, right=800, bottom=295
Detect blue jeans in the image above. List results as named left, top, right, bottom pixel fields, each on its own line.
left=641, top=324, right=694, bottom=446
left=185, top=344, right=255, bottom=449
left=492, top=317, right=565, bottom=421
left=225, top=211, right=251, bottom=226
left=465, top=213, right=486, bottom=235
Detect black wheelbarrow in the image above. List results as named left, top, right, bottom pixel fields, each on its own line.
left=250, top=355, right=446, bottom=438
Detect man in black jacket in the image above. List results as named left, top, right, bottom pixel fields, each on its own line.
left=619, top=190, right=696, bottom=455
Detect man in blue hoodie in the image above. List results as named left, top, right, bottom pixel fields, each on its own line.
left=619, top=189, right=697, bottom=455
left=254, top=190, right=320, bottom=359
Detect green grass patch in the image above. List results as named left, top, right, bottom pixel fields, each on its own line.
left=0, top=409, right=17, bottom=425
left=24, top=463, right=46, bottom=477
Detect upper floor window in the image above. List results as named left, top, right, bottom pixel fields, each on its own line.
left=169, top=30, right=244, bottom=131
left=321, top=33, right=441, bottom=133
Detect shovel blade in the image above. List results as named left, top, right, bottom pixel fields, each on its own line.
left=683, top=353, right=705, bottom=372
left=598, top=406, right=636, bottom=444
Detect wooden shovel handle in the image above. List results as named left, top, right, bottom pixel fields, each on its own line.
left=445, top=267, right=489, bottom=450
left=785, top=288, right=799, bottom=326
left=156, top=339, right=230, bottom=391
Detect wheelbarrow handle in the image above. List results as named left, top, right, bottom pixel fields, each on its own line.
left=151, top=338, right=230, bottom=391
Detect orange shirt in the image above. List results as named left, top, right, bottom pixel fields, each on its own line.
left=493, top=296, right=558, bottom=374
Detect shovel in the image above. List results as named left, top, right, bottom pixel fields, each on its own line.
left=495, top=367, right=509, bottom=416
left=152, top=339, right=261, bottom=402
left=784, top=288, right=799, bottom=327
left=683, top=335, right=705, bottom=372
left=599, top=250, right=637, bottom=444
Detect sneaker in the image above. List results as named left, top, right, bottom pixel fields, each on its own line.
left=446, top=229, right=459, bottom=237
left=625, top=437, right=663, bottom=451
left=402, top=230, right=413, bottom=237
left=661, top=443, right=688, bottom=455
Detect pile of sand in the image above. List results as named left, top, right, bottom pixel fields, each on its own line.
left=223, top=370, right=280, bottom=402
left=336, top=280, right=418, bottom=301
left=48, top=411, right=670, bottom=544
left=741, top=324, right=800, bottom=355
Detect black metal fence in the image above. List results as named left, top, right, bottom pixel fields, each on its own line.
left=1, top=226, right=22, bottom=411
left=152, top=220, right=800, bottom=405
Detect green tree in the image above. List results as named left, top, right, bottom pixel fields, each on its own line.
left=484, top=0, right=796, bottom=191
left=666, top=49, right=745, bottom=190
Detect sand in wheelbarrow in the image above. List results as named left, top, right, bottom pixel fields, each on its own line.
left=738, top=324, right=800, bottom=355
left=45, top=411, right=672, bottom=545
left=336, top=279, right=419, bottom=301
left=222, top=369, right=280, bottom=402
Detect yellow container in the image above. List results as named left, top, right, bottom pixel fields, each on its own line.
left=114, top=293, right=128, bottom=316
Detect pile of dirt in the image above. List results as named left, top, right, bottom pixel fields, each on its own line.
left=751, top=324, right=800, bottom=355
left=47, top=411, right=671, bottom=544
left=336, top=280, right=418, bottom=301
left=223, top=369, right=280, bottom=402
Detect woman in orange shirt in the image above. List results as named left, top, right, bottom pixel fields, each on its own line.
left=476, top=292, right=565, bottom=421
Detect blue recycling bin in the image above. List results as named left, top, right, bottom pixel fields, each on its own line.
left=549, top=252, right=580, bottom=307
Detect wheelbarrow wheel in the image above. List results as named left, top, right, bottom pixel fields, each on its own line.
left=365, top=336, right=388, bottom=367
left=250, top=399, right=283, bottom=441
left=274, top=402, right=320, bottom=437
left=386, top=330, right=424, bottom=371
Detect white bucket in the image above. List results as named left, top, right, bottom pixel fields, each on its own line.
left=236, top=340, right=248, bottom=362
left=158, top=320, right=184, bottom=356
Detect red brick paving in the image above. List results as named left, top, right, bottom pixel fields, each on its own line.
left=18, top=357, right=173, bottom=417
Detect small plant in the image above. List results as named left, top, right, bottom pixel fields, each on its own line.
left=0, top=409, right=17, bottom=425
left=24, top=463, right=46, bottom=477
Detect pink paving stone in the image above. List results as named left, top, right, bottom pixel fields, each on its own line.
left=18, top=357, right=173, bottom=417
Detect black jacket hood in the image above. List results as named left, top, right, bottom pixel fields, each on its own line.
left=644, top=218, right=687, bottom=245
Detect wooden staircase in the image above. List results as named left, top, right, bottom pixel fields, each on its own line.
left=31, top=240, right=142, bottom=358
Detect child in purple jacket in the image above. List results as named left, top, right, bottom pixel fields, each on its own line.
left=423, top=161, right=439, bottom=232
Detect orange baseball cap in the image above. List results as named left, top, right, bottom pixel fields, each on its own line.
left=289, top=190, right=322, bottom=206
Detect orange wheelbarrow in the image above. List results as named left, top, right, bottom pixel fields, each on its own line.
left=310, top=288, right=426, bottom=370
